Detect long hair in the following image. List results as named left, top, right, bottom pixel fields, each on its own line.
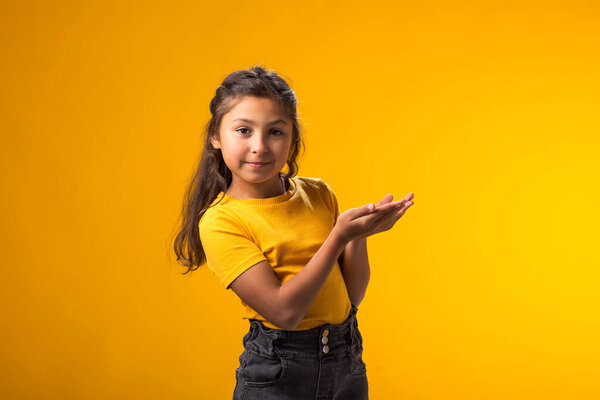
left=173, top=65, right=305, bottom=274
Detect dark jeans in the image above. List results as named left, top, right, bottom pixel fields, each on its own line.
left=233, top=304, right=368, bottom=400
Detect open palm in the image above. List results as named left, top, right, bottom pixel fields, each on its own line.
left=335, top=192, right=415, bottom=243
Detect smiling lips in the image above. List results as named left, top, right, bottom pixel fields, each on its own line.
left=246, top=161, right=271, bottom=168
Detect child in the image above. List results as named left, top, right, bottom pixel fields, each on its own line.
left=174, top=65, right=414, bottom=399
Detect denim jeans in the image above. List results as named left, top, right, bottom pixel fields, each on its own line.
left=233, top=304, right=368, bottom=400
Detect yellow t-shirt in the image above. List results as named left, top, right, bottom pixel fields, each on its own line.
left=199, top=175, right=352, bottom=330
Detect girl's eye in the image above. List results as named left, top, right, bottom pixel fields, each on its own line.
left=236, top=128, right=284, bottom=136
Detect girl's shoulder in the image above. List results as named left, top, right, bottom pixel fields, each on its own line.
left=294, top=176, right=335, bottom=204
left=199, top=194, right=237, bottom=225
left=295, top=175, right=329, bottom=191
left=297, top=175, right=336, bottom=195
left=198, top=200, right=250, bottom=239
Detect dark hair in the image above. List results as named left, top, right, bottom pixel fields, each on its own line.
left=173, top=65, right=305, bottom=274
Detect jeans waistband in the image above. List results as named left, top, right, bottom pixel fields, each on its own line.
left=245, top=304, right=361, bottom=358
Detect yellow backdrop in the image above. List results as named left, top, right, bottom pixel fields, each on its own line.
left=1, top=0, right=599, bottom=399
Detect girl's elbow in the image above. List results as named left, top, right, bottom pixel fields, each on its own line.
left=350, top=295, right=364, bottom=307
left=349, top=286, right=368, bottom=307
left=267, top=302, right=299, bottom=330
left=278, top=311, right=300, bottom=331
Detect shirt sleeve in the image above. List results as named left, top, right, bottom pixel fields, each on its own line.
left=199, top=209, right=268, bottom=290
left=321, top=179, right=341, bottom=227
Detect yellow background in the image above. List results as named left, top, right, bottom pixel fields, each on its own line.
left=2, top=0, right=599, bottom=398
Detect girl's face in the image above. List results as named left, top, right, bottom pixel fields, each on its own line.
left=211, top=95, right=293, bottom=199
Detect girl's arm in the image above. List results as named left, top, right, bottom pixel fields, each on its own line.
left=229, top=229, right=347, bottom=331
left=277, top=230, right=347, bottom=329
left=339, top=236, right=370, bottom=307
left=229, top=200, right=406, bottom=330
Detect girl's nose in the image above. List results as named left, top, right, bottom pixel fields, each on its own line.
left=251, top=133, right=268, bottom=153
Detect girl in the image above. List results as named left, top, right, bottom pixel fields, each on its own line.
left=174, top=66, right=414, bottom=399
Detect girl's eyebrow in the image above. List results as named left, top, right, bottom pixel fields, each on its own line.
left=232, top=118, right=287, bottom=125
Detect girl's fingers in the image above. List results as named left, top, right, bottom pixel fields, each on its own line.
left=375, top=193, right=413, bottom=210
left=386, top=201, right=412, bottom=226
left=374, top=204, right=408, bottom=231
left=364, top=197, right=414, bottom=235
left=396, top=201, right=414, bottom=216
left=371, top=200, right=409, bottom=224
left=381, top=200, right=412, bottom=223
left=372, top=195, right=414, bottom=233
left=375, top=194, right=394, bottom=208
left=366, top=193, right=415, bottom=227
left=375, top=199, right=407, bottom=212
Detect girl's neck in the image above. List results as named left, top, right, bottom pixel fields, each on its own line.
left=226, top=174, right=288, bottom=200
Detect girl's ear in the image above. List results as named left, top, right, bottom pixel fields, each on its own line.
left=210, top=133, right=221, bottom=149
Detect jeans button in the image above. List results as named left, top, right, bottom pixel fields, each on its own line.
left=322, top=345, right=330, bottom=354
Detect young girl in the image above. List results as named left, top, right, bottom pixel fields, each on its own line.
left=174, top=66, right=414, bottom=399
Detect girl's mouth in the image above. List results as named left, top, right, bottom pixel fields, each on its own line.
left=246, top=162, right=271, bottom=168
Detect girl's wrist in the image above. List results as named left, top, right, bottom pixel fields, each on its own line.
left=353, top=236, right=367, bottom=243
left=331, top=226, right=351, bottom=247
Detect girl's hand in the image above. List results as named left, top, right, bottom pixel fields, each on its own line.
left=333, top=193, right=415, bottom=244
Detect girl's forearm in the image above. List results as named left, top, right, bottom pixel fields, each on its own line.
left=341, top=236, right=370, bottom=306
left=277, top=229, right=347, bottom=330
